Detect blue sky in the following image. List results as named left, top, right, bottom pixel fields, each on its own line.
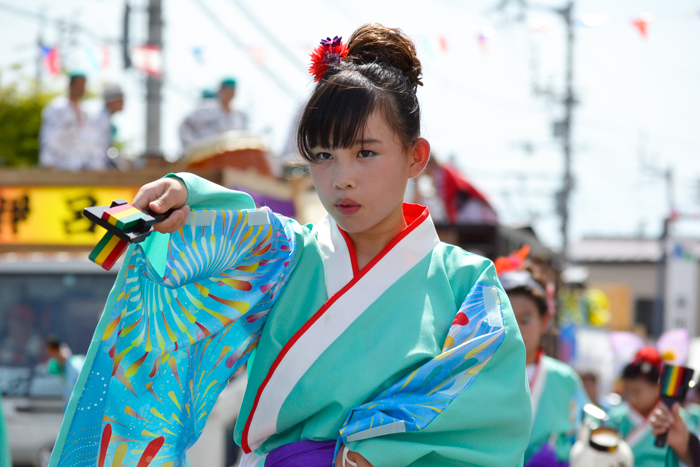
left=1, top=0, right=699, bottom=250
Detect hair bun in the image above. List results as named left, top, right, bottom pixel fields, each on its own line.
left=346, top=23, right=423, bottom=88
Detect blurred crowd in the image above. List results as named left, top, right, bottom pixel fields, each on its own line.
left=497, top=247, right=700, bottom=467
left=38, top=73, right=249, bottom=172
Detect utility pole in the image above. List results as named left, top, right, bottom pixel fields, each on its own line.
left=560, top=0, right=575, bottom=262
left=35, top=11, right=44, bottom=90
left=495, top=0, right=577, bottom=261
left=145, top=0, right=162, bottom=157
left=654, top=169, right=674, bottom=338
left=122, top=1, right=131, bottom=70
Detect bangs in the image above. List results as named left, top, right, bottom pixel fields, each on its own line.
left=297, top=74, right=389, bottom=161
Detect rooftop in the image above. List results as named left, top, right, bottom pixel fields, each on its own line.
left=569, top=237, right=663, bottom=263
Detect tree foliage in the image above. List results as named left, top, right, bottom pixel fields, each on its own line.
left=0, top=80, right=58, bottom=167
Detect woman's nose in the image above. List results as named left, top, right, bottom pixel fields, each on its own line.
left=333, top=161, right=357, bottom=189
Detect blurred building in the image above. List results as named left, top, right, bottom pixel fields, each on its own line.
left=570, top=236, right=700, bottom=338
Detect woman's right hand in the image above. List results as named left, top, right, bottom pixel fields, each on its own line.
left=651, top=402, right=691, bottom=463
left=132, top=177, right=191, bottom=234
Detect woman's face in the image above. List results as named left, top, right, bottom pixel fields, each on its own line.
left=510, top=292, right=549, bottom=363
left=308, top=110, right=429, bottom=235
left=622, top=378, right=659, bottom=417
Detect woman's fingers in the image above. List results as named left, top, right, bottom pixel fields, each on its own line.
left=347, top=450, right=374, bottom=467
left=133, top=182, right=165, bottom=212
left=672, top=402, right=683, bottom=419
left=133, top=178, right=188, bottom=213
left=650, top=405, right=674, bottom=435
left=334, top=446, right=344, bottom=467
left=132, top=178, right=190, bottom=234
left=333, top=446, right=374, bottom=467
left=152, top=205, right=190, bottom=234
left=652, top=421, right=672, bottom=435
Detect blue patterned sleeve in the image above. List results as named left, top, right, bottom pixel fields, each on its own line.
left=337, top=280, right=507, bottom=446
left=50, top=207, right=296, bottom=467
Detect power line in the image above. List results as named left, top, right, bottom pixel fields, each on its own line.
left=190, top=0, right=298, bottom=100
left=492, top=0, right=576, bottom=261
left=229, top=0, right=308, bottom=74
left=0, top=1, right=119, bottom=45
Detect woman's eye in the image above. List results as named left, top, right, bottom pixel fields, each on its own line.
left=314, top=152, right=332, bottom=161
left=358, top=150, right=375, bottom=158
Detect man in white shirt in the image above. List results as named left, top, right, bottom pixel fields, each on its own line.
left=179, top=77, right=248, bottom=151
left=93, top=84, right=124, bottom=165
left=39, top=72, right=107, bottom=171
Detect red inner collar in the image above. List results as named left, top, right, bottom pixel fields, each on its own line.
left=337, top=203, right=430, bottom=277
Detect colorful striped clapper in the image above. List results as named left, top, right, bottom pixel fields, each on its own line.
left=83, top=199, right=170, bottom=271
left=655, top=364, right=694, bottom=447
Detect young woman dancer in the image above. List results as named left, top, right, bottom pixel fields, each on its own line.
left=50, top=24, right=531, bottom=467
left=497, top=255, right=588, bottom=467
left=609, top=346, right=684, bottom=467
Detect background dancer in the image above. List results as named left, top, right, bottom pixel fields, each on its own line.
left=609, top=346, right=686, bottom=466
left=497, top=250, right=588, bottom=467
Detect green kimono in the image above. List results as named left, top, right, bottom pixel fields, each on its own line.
left=0, top=392, right=10, bottom=467
left=50, top=173, right=532, bottom=467
left=526, top=355, right=588, bottom=464
left=608, top=403, right=679, bottom=467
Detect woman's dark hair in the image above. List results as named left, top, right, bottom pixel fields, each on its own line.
left=622, top=362, right=660, bottom=385
left=622, top=346, right=661, bottom=384
left=297, top=23, right=423, bottom=162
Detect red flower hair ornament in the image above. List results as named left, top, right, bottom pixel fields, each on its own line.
left=309, top=36, right=349, bottom=82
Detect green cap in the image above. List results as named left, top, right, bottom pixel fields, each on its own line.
left=202, top=89, right=217, bottom=99
left=220, top=77, right=237, bottom=88
left=68, top=70, right=87, bottom=80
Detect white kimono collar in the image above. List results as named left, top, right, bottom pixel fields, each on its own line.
left=316, top=203, right=437, bottom=298
left=529, top=352, right=548, bottom=423
left=624, top=405, right=653, bottom=448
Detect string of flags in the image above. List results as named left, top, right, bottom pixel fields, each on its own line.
left=38, top=44, right=110, bottom=76
left=191, top=45, right=266, bottom=66
left=630, top=13, right=654, bottom=39
left=469, top=10, right=693, bottom=49
left=35, top=8, right=698, bottom=79
left=40, top=45, right=60, bottom=76
left=130, top=45, right=162, bottom=77
left=182, top=9, right=687, bottom=69
left=37, top=42, right=162, bottom=77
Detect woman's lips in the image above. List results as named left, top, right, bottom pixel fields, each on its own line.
left=336, top=199, right=360, bottom=215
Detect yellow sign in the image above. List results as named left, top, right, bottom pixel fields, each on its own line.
left=0, top=186, right=139, bottom=245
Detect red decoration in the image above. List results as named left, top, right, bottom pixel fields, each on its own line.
left=631, top=13, right=653, bottom=39
left=131, top=44, right=163, bottom=77
left=41, top=46, right=61, bottom=76
left=102, top=46, right=110, bottom=69
left=438, top=36, right=448, bottom=52
left=309, top=36, right=348, bottom=82
left=633, top=345, right=662, bottom=371
left=494, top=245, right=531, bottom=275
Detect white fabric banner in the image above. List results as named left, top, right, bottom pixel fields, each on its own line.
left=664, top=237, right=698, bottom=335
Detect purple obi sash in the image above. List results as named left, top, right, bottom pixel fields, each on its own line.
left=265, top=440, right=336, bottom=467
left=525, top=443, right=569, bottom=467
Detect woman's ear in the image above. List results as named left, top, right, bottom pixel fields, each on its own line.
left=541, top=311, right=553, bottom=333
left=408, top=138, right=431, bottom=178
